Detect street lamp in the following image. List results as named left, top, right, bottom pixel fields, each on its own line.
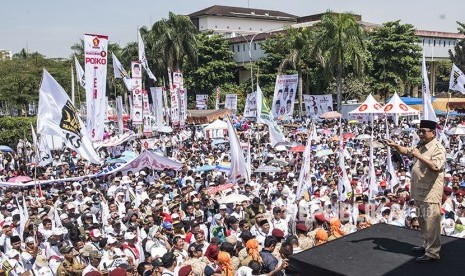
left=240, top=32, right=265, bottom=94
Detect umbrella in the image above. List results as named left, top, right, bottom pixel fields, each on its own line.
left=0, top=145, right=13, bottom=152
left=320, top=111, right=342, bottom=119
left=219, top=193, right=251, bottom=204
left=448, top=127, right=465, bottom=135
left=320, top=129, right=332, bottom=135
left=106, top=158, right=127, bottom=164
left=356, top=134, right=372, bottom=140
left=330, top=136, right=340, bottom=141
left=8, top=176, right=32, bottom=183
left=275, top=145, right=287, bottom=151
left=254, top=165, right=281, bottom=173
left=348, top=120, right=359, bottom=124
left=212, top=139, right=227, bottom=145
left=195, top=165, right=216, bottom=172
left=290, top=145, right=306, bottom=153
left=315, top=149, right=334, bottom=157
left=153, top=126, right=173, bottom=133
left=343, top=133, right=355, bottom=140
left=268, top=159, right=288, bottom=166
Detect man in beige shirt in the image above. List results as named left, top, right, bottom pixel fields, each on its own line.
left=387, top=119, right=446, bottom=263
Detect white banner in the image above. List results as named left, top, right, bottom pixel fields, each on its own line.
left=196, top=94, right=208, bottom=110
left=169, top=70, right=181, bottom=126
left=84, top=34, right=108, bottom=141
left=116, top=96, right=124, bottom=134
left=304, top=94, right=334, bottom=117
left=225, top=94, right=237, bottom=114
left=142, top=90, right=152, bottom=136
left=450, top=64, right=465, bottom=94
left=141, top=138, right=158, bottom=151
left=271, top=74, right=298, bottom=119
left=162, top=87, right=169, bottom=124
left=151, top=87, right=164, bottom=127
left=74, top=55, right=85, bottom=87
left=215, top=86, right=220, bottom=110
left=37, top=69, right=101, bottom=164
left=131, top=61, right=143, bottom=124
left=243, top=92, right=257, bottom=117
left=257, top=85, right=287, bottom=146
left=179, top=89, right=187, bottom=128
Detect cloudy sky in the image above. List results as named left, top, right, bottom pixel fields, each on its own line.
left=1, top=0, right=462, bottom=58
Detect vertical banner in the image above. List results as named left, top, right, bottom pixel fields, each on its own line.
left=215, top=86, right=220, bottom=110
left=151, top=87, right=164, bottom=127
left=84, top=33, right=108, bottom=141
left=131, top=62, right=143, bottom=125
left=162, top=87, right=169, bottom=125
left=179, top=89, right=187, bottom=128
left=225, top=94, right=237, bottom=115
left=196, top=95, right=208, bottom=110
left=304, top=94, right=334, bottom=118
left=142, top=89, right=152, bottom=137
left=169, top=70, right=180, bottom=126
left=243, top=92, right=257, bottom=117
left=271, top=74, right=298, bottom=119
left=116, top=96, right=124, bottom=134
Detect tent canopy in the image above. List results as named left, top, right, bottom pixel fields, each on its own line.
left=186, top=109, right=232, bottom=124
left=204, top=119, right=228, bottom=131
left=349, top=94, right=384, bottom=114
left=383, top=92, right=420, bottom=115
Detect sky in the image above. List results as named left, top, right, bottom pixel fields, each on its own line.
left=1, top=0, right=463, bottom=58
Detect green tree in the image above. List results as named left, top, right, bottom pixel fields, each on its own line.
left=326, top=74, right=372, bottom=102
left=184, top=32, right=237, bottom=102
left=369, top=21, right=421, bottom=100
left=449, top=21, right=465, bottom=69
left=0, top=117, right=36, bottom=146
left=148, top=12, right=198, bottom=76
left=314, top=12, right=367, bottom=111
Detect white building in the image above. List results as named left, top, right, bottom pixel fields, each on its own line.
left=0, top=49, right=13, bottom=61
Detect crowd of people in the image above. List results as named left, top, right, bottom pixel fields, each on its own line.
left=0, top=114, right=464, bottom=275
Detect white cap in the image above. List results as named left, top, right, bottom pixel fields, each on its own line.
left=124, top=232, right=136, bottom=240
left=60, top=214, right=68, bottom=220
left=219, top=204, right=227, bottom=210
left=139, top=171, right=147, bottom=176
left=171, top=213, right=179, bottom=220
left=7, top=249, right=19, bottom=258
left=90, top=229, right=102, bottom=238
left=107, top=236, right=117, bottom=244
left=52, top=228, right=63, bottom=236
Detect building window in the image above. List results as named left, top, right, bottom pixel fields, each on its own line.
left=227, top=26, right=229, bottom=29
left=444, top=40, right=446, bottom=47
left=215, top=26, right=217, bottom=28
left=449, top=40, right=451, bottom=46
left=231, top=46, right=234, bottom=52
left=428, top=39, right=431, bottom=45
left=243, top=44, right=246, bottom=51
left=434, top=40, right=436, bottom=46
left=238, top=27, right=241, bottom=30
left=250, top=28, right=252, bottom=30
left=237, top=45, right=240, bottom=52
left=254, top=42, right=257, bottom=50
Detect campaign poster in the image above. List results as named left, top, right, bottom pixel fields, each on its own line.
left=304, top=94, right=334, bottom=117
left=243, top=92, right=257, bottom=118
left=196, top=94, right=208, bottom=110
left=271, top=74, right=298, bottom=119
left=225, top=94, right=237, bottom=114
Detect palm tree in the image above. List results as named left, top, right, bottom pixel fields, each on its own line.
left=279, top=27, right=314, bottom=118
left=314, top=12, right=367, bottom=112
left=149, top=12, right=199, bottom=73
left=71, top=39, right=85, bottom=60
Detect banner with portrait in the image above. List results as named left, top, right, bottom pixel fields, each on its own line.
left=196, top=94, right=208, bottom=110
left=168, top=70, right=180, bottom=126
left=142, top=89, right=152, bottom=136
left=243, top=92, right=257, bottom=118
left=150, top=87, right=164, bottom=127
left=271, top=74, right=298, bottom=119
left=304, top=94, right=334, bottom=117
left=179, top=89, right=187, bottom=128
left=225, top=94, right=237, bottom=114
left=84, top=33, right=108, bottom=141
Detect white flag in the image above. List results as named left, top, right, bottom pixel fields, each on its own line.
left=256, top=85, right=287, bottom=146
left=385, top=120, right=398, bottom=192
left=112, top=53, right=129, bottom=79
left=38, top=135, right=53, bottom=166
left=421, top=51, right=437, bottom=122
left=37, top=69, right=101, bottom=164
left=74, top=55, right=85, bottom=87
left=368, top=132, right=378, bottom=199
left=337, top=119, right=351, bottom=201
left=296, top=127, right=312, bottom=200
left=450, top=64, right=465, bottom=94
left=215, top=86, right=220, bottom=110
left=227, top=118, right=249, bottom=183
left=138, top=30, right=157, bottom=81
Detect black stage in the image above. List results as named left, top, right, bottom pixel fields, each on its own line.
left=289, top=224, right=465, bottom=276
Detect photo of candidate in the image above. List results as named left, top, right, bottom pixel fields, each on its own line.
left=275, top=100, right=281, bottom=115
left=134, top=111, right=141, bottom=121
left=277, top=89, right=283, bottom=100
left=286, top=99, right=292, bottom=114
left=283, top=86, right=289, bottom=100
left=289, top=88, right=294, bottom=101
left=132, top=63, right=141, bottom=78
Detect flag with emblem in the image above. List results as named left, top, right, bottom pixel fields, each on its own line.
left=296, top=123, right=313, bottom=200
left=138, top=30, right=157, bottom=81
left=37, top=69, right=101, bottom=164
left=256, top=85, right=287, bottom=146
left=450, top=64, right=465, bottom=94
left=74, top=55, right=85, bottom=88
left=337, top=119, right=351, bottom=201
left=384, top=119, right=398, bottom=192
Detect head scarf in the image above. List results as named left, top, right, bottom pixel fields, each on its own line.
left=218, top=251, right=233, bottom=276
left=330, top=218, right=345, bottom=238
left=204, top=244, right=219, bottom=262
left=315, top=228, right=328, bottom=245
left=245, top=239, right=260, bottom=261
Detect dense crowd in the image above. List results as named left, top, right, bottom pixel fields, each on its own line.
left=0, top=115, right=464, bottom=276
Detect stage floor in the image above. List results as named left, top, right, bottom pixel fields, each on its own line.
left=290, top=224, right=465, bottom=276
